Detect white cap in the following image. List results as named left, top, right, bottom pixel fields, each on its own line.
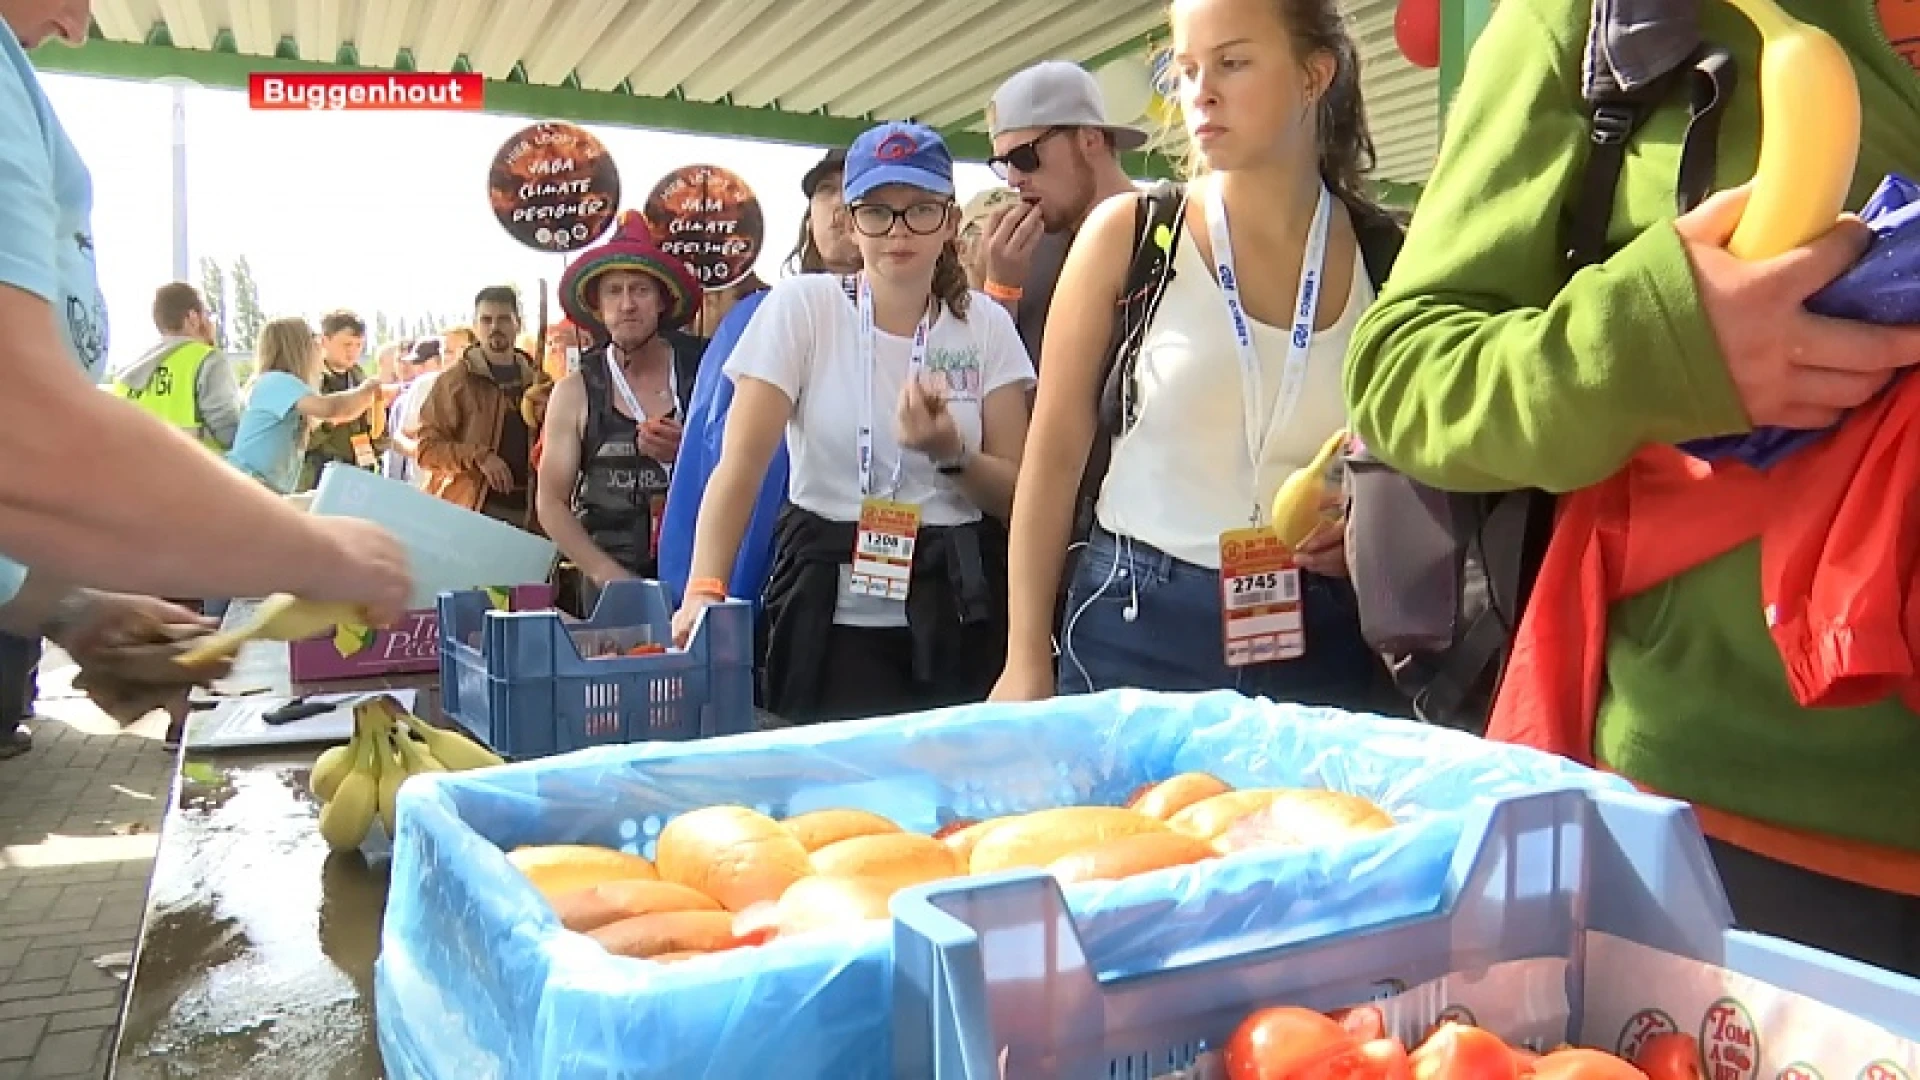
left=987, top=61, right=1149, bottom=151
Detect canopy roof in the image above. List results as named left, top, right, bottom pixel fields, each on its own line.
left=35, top=0, right=1437, bottom=188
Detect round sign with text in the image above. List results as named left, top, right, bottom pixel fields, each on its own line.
left=642, top=164, right=765, bottom=292
left=488, top=122, right=621, bottom=253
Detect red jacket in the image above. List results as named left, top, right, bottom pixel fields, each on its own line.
left=1487, top=375, right=1920, bottom=894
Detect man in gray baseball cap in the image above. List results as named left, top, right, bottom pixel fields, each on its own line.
left=981, top=60, right=1147, bottom=367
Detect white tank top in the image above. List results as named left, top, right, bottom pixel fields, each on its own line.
left=1096, top=217, right=1373, bottom=569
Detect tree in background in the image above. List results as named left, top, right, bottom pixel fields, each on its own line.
left=197, top=257, right=228, bottom=349
left=374, top=311, right=393, bottom=346
left=230, top=256, right=265, bottom=352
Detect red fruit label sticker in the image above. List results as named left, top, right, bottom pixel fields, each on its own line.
left=1778, top=1066, right=1823, bottom=1080
left=1700, top=997, right=1761, bottom=1080
left=1617, top=1009, right=1680, bottom=1060
left=1860, top=1062, right=1910, bottom=1080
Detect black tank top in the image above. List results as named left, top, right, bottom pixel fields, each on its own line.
left=572, top=337, right=703, bottom=576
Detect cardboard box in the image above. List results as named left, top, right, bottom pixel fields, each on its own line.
left=288, top=583, right=555, bottom=682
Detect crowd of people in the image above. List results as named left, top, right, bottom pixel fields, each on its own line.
left=0, top=0, right=1914, bottom=985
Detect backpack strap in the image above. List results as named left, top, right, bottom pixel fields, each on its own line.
left=1100, top=179, right=1189, bottom=439
left=1568, top=0, right=1735, bottom=267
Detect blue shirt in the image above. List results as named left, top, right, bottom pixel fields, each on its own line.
left=226, top=371, right=313, bottom=495
left=0, top=26, right=110, bottom=604
left=658, top=288, right=790, bottom=611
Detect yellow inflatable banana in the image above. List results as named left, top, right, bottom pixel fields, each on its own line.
left=1722, top=0, right=1860, bottom=260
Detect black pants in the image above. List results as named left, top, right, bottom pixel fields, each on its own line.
left=0, top=632, right=39, bottom=728
left=1710, top=838, right=1920, bottom=978
left=801, top=626, right=971, bottom=726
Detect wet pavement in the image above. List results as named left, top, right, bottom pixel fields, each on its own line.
left=110, top=748, right=390, bottom=1080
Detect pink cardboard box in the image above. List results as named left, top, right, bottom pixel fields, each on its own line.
left=287, top=584, right=556, bottom=682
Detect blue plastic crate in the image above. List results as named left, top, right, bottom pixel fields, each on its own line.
left=373, top=690, right=1626, bottom=1080
left=891, top=785, right=1920, bottom=1079
left=435, top=578, right=753, bottom=759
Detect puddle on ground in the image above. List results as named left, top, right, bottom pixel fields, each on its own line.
left=115, top=756, right=391, bottom=1079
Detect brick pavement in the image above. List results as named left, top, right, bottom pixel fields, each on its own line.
left=0, top=644, right=172, bottom=1078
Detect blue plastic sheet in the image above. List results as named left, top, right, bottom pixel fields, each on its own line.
left=1686, top=173, right=1920, bottom=468
left=374, top=689, right=1628, bottom=1080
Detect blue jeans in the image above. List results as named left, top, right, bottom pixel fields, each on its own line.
left=1058, top=528, right=1386, bottom=710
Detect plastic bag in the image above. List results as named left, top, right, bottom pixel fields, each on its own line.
left=1686, top=173, right=1920, bottom=468
left=374, top=689, right=1628, bottom=1080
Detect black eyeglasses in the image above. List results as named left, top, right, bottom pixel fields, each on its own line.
left=987, top=127, right=1072, bottom=180
left=848, top=201, right=952, bottom=237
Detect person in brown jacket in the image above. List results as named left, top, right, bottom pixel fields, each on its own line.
left=415, top=285, right=541, bottom=527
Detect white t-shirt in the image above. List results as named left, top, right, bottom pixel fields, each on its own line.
left=725, top=273, right=1035, bottom=625
left=1098, top=213, right=1373, bottom=569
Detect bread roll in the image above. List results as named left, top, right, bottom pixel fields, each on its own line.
left=1048, top=830, right=1218, bottom=885
left=655, top=806, right=814, bottom=912
left=783, top=808, right=902, bottom=852
left=1210, top=789, right=1396, bottom=854
left=588, top=910, right=743, bottom=959
left=1129, top=773, right=1233, bottom=821
left=968, top=806, right=1167, bottom=875
left=769, top=875, right=897, bottom=937
left=507, top=844, right=656, bottom=900
left=1167, top=790, right=1291, bottom=842
left=550, top=879, right=721, bottom=933
left=941, top=819, right=1002, bottom=868
left=651, top=951, right=707, bottom=964
left=811, top=833, right=960, bottom=892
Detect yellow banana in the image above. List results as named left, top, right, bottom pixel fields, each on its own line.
left=390, top=699, right=505, bottom=771
left=318, top=721, right=380, bottom=852
left=309, top=738, right=356, bottom=804
left=1721, top=0, right=1860, bottom=260
left=397, top=732, right=446, bottom=776
left=1269, top=429, right=1350, bottom=550
left=375, top=734, right=406, bottom=840
left=176, top=593, right=373, bottom=668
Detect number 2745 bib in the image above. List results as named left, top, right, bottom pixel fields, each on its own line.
left=1218, top=527, right=1304, bottom=667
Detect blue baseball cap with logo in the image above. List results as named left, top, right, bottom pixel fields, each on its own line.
left=842, top=121, right=955, bottom=203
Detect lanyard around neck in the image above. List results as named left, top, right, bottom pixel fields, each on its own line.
left=1203, top=178, right=1333, bottom=489
left=854, top=274, right=933, bottom=500
left=604, top=343, right=677, bottom=423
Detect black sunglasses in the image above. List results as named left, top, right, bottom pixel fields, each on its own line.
left=987, top=127, right=1072, bottom=180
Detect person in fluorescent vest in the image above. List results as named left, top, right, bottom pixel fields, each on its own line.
left=104, top=282, right=242, bottom=450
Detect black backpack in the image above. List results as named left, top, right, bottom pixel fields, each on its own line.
left=1342, top=0, right=1737, bottom=730
left=1073, top=179, right=1407, bottom=546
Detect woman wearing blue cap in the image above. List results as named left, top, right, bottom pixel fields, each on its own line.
left=673, top=122, right=1035, bottom=724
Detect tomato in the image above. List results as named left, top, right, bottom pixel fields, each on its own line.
left=1633, top=1035, right=1701, bottom=1080
left=1511, top=1047, right=1540, bottom=1076
left=1410, top=1023, right=1519, bottom=1080
left=1330, top=1006, right=1389, bottom=1042
left=1223, top=1008, right=1357, bottom=1080
left=1357, top=1038, right=1414, bottom=1080
left=1532, top=1049, right=1648, bottom=1080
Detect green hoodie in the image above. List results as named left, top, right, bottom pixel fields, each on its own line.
left=1346, top=0, right=1920, bottom=851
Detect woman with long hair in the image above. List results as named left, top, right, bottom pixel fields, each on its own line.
left=227, top=317, right=389, bottom=494
left=993, top=0, right=1399, bottom=708
left=672, top=123, right=1034, bottom=723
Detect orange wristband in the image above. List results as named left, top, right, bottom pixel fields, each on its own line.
left=687, top=577, right=728, bottom=600
left=984, top=279, right=1024, bottom=301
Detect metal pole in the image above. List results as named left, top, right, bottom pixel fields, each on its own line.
left=171, top=81, right=189, bottom=281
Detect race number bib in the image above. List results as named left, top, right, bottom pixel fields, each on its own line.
left=849, top=498, right=920, bottom=601
left=1218, top=527, right=1304, bottom=667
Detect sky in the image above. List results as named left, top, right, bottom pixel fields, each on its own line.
left=39, top=73, right=1005, bottom=372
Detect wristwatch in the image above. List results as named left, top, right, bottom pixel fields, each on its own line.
left=935, top=444, right=973, bottom=476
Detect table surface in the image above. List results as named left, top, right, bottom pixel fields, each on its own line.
left=108, top=628, right=433, bottom=1080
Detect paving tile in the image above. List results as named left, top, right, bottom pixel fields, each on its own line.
left=0, top=1017, right=43, bottom=1061
left=59, top=960, right=115, bottom=996
left=0, top=989, right=123, bottom=1023
left=26, top=1028, right=103, bottom=1077
left=42, top=1007, right=117, bottom=1035
left=5, top=950, right=76, bottom=987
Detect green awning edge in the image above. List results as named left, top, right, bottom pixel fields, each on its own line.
left=29, top=37, right=1178, bottom=176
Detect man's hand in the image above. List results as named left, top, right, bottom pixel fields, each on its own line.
left=52, top=594, right=210, bottom=657
left=637, top=416, right=684, bottom=464
left=983, top=199, right=1046, bottom=292
left=297, top=517, right=415, bottom=627
left=53, top=594, right=232, bottom=725
left=478, top=453, right=515, bottom=493
left=1678, top=185, right=1920, bottom=431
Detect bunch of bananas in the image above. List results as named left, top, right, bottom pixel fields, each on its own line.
left=309, top=694, right=505, bottom=853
